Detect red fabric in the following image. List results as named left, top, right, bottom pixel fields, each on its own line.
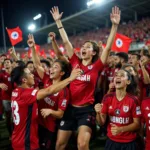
left=101, top=93, right=141, bottom=143
left=0, top=71, right=13, bottom=100
left=6, top=27, right=23, bottom=46
left=40, top=49, right=47, bottom=58
left=11, top=87, right=39, bottom=150
left=49, top=50, right=56, bottom=58
left=111, top=33, right=132, bottom=53
left=145, top=40, right=150, bottom=45
left=69, top=53, right=104, bottom=106
left=38, top=72, right=70, bottom=132
left=141, top=98, right=150, bottom=150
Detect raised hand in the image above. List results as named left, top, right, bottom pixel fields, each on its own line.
left=27, top=34, right=35, bottom=48
left=48, top=32, right=56, bottom=41
left=110, top=6, right=121, bottom=25
left=8, top=47, right=15, bottom=55
left=50, top=6, right=63, bottom=21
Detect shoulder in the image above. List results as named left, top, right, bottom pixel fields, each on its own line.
left=103, top=92, right=115, bottom=102
left=59, top=87, right=70, bottom=97
left=126, top=93, right=139, bottom=105
left=142, top=97, right=150, bottom=105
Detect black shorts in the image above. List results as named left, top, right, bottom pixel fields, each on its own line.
left=59, top=105, right=96, bottom=131
left=38, top=125, right=56, bottom=150
left=105, top=138, right=137, bottom=150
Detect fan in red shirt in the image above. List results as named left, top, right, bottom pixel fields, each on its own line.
left=0, top=58, right=13, bottom=136
left=141, top=97, right=150, bottom=150
left=95, top=69, right=141, bottom=150
left=50, top=6, right=121, bottom=150
left=10, top=61, right=81, bottom=150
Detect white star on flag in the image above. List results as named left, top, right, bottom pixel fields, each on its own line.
left=11, top=31, right=19, bottom=40
left=116, top=38, right=123, bottom=48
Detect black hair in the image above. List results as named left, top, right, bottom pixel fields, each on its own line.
left=11, top=65, right=27, bottom=86
left=143, top=53, right=150, bottom=59
left=121, top=69, right=139, bottom=97
left=54, top=59, right=71, bottom=80
left=131, top=53, right=141, bottom=60
left=16, top=60, right=25, bottom=67
left=26, top=61, right=33, bottom=67
left=4, top=58, right=13, bottom=64
left=40, top=59, right=51, bottom=68
left=84, top=41, right=100, bottom=63
left=116, top=52, right=128, bottom=63
left=121, top=64, right=138, bottom=75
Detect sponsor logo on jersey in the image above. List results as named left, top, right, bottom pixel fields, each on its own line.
left=123, top=106, right=129, bottom=113
left=44, top=97, right=55, bottom=106
left=148, top=113, right=150, bottom=117
left=76, top=75, right=91, bottom=81
left=115, top=109, right=120, bottom=116
left=110, top=116, right=129, bottom=124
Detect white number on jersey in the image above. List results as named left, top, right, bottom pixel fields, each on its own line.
left=11, top=101, right=20, bottom=125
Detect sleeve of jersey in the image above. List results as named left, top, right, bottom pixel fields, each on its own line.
left=58, top=88, right=70, bottom=111
left=69, top=53, right=80, bottom=67
left=132, top=100, right=142, bottom=118
left=101, top=95, right=109, bottom=114
left=23, top=89, right=39, bottom=105
left=94, top=59, right=104, bottom=72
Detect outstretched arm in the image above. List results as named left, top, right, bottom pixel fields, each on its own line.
left=49, top=32, right=69, bottom=63
left=50, top=6, right=74, bottom=59
left=9, top=47, right=19, bottom=61
left=27, top=34, right=45, bottom=79
left=101, top=6, right=121, bottom=64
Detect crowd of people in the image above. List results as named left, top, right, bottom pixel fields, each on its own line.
left=0, top=6, right=150, bottom=150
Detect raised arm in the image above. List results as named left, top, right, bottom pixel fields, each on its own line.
left=49, top=32, right=69, bottom=63
left=101, top=6, right=121, bottom=64
left=27, top=34, right=45, bottom=79
left=50, top=6, right=74, bottom=58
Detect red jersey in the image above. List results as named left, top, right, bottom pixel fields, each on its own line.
left=38, top=73, right=70, bottom=132
left=0, top=70, right=13, bottom=100
left=69, top=54, right=104, bottom=105
left=141, top=98, right=150, bottom=150
left=11, top=87, right=39, bottom=150
left=101, top=93, right=141, bottom=143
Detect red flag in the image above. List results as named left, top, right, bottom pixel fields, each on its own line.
left=49, top=50, right=55, bottom=58
left=6, top=27, right=23, bottom=46
left=111, top=33, right=132, bottom=53
left=145, top=40, right=150, bottom=46
left=40, top=49, right=47, bottom=58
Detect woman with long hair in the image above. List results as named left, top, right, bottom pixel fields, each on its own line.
left=50, top=6, right=121, bottom=150
left=95, top=69, right=141, bottom=150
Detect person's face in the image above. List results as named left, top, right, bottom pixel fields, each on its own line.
left=23, top=68, right=35, bottom=87
left=130, top=55, right=139, bottom=66
left=50, top=62, right=64, bottom=80
left=114, top=70, right=130, bottom=89
left=27, top=63, right=34, bottom=73
left=4, top=60, right=12, bottom=69
left=0, top=56, right=6, bottom=64
left=41, top=63, right=50, bottom=73
left=80, top=42, right=96, bottom=60
left=114, top=56, right=121, bottom=68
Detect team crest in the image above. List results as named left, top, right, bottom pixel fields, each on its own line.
left=88, top=65, right=93, bottom=70
left=123, top=106, right=129, bottom=113
left=11, top=31, right=19, bottom=40
left=115, top=109, right=120, bottom=116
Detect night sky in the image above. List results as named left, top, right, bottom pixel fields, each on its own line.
left=0, top=0, right=87, bottom=47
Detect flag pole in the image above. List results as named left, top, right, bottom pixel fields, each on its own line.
left=1, top=7, right=6, bottom=53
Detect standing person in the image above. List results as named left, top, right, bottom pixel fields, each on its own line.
left=0, top=58, right=13, bottom=136
left=95, top=69, right=141, bottom=150
left=10, top=64, right=81, bottom=150
left=141, top=97, right=150, bottom=150
left=50, top=6, right=121, bottom=150
left=27, top=34, right=71, bottom=150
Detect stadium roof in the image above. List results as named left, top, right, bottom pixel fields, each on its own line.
left=34, top=0, right=150, bottom=36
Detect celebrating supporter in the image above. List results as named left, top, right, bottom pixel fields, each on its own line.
left=50, top=6, right=121, bottom=150
left=141, top=97, right=150, bottom=150
left=10, top=62, right=81, bottom=150
left=27, top=34, right=71, bottom=150
left=95, top=69, right=141, bottom=150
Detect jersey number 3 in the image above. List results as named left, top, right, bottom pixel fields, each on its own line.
left=11, top=101, right=20, bottom=125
